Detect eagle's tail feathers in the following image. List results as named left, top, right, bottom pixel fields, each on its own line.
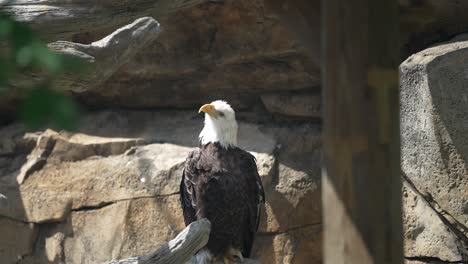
left=195, top=248, right=213, bottom=264
left=227, top=247, right=244, bottom=262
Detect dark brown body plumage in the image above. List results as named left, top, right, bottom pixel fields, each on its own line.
left=179, top=142, right=265, bottom=259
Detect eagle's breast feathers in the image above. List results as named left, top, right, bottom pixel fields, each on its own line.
left=179, top=143, right=265, bottom=259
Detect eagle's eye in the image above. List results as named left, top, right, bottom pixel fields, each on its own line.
left=218, top=112, right=225, bottom=118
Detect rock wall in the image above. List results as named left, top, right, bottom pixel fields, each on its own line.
left=1, top=0, right=468, bottom=263
left=1, top=1, right=324, bottom=263
left=0, top=111, right=322, bottom=264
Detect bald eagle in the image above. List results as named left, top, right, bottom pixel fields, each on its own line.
left=180, top=100, right=265, bottom=263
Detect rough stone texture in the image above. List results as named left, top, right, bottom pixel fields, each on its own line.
left=404, top=260, right=449, bottom=264
left=77, top=110, right=277, bottom=153
left=253, top=225, right=322, bottom=264
left=400, top=36, right=468, bottom=227
left=4, top=0, right=468, bottom=119
left=2, top=0, right=319, bottom=118
left=402, top=182, right=466, bottom=261
left=400, top=0, right=468, bottom=59
left=2, top=0, right=468, bottom=263
left=3, top=0, right=209, bottom=42
left=0, top=110, right=322, bottom=264
left=0, top=217, right=36, bottom=263
left=20, top=196, right=185, bottom=264
left=261, top=92, right=321, bottom=118
left=1, top=16, right=162, bottom=116
left=400, top=35, right=468, bottom=262
left=78, top=0, right=318, bottom=111
left=260, top=151, right=321, bottom=233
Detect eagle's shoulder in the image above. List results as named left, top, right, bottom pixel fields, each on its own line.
left=232, top=147, right=265, bottom=204
left=180, top=147, right=203, bottom=225
left=232, top=147, right=258, bottom=171
left=186, top=147, right=201, bottom=162
left=183, top=148, right=199, bottom=173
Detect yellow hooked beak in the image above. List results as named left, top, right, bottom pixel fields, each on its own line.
left=198, top=104, right=218, bottom=117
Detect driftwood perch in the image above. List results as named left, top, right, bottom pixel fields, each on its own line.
left=4, top=0, right=213, bottom=99
left=7, top=16, right=161, bottom=95
left=47, top=16, right=161, bottom=93
left=103, top=219, right=260, bottom=264
left=3, top=0, right=210, bottom=42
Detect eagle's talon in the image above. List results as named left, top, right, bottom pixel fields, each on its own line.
left=233, top=255, right=243, bottom=262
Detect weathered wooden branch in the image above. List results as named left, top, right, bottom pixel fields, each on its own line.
left=102, top=218, right=259, bottom=264
left=8, top=16, right=161, bottom=94
left=3, top=0, right=210, bottom=42
left=0, top=194, right=7, bottom=207
left=48, top=16, right=161, bottom=93
left=3, top=0, right=215, bottom=100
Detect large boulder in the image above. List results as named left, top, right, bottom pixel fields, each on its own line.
left=400, top=35, right=468, bottom=262
left=0, top=110, right=322, bottom=264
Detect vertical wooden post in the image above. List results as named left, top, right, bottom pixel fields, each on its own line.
left=322, top=0, right=402, bottom=263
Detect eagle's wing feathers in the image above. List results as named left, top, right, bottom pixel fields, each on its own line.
left=180, top=148, right=201, bottom=225
left=180, top=145, right=265, bottom=259
left=251, top=155, right=265, bottom=230
left=241, top=152, right=265, bottom=257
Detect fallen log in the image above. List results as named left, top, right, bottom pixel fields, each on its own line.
left=7, top=16, right=160, bottom=94
left=47, top=16, right=161, bottom=93
left=2, top=0, right=210, bottom=42
left=103, top=218, right=260, bottom=264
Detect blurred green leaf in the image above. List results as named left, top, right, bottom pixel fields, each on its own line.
left=20, top=87, right=79, bottom=131
left=10, top=22, right=34, bottom=49
left=33, top=44, right=63, bottom=74
left=52, top=93, right=79, bottom=131
left=20, top=87, right=53, bottom=128
left=60, top=54, right=88, bottom=73
left=0, top=10, right=84, bottom=131
left=0, top=57, right=15, bottom=82
left=0, top=14, right=14, bottom=39
left=16, top=42, right=34, bottom=66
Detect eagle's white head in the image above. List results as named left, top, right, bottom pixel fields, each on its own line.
left=198, top=100, right=238, bottom=148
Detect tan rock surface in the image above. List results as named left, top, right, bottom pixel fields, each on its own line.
left=261, top=92, right=321, bottom=118
left=253, top=224, right=322, bottom=264
left=0, top=217, right=36, bottom=263
left=0, top=111, right=322, bottom=264
left=260, top=151, right=321, bottom=233
left=402, top=183, right=466, bottom=262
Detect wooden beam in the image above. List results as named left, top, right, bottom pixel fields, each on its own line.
left=321, top=0, right=402, bottom=263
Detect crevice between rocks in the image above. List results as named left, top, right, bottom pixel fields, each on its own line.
left=0, top=214, right=33, bottom=225
left=404, top=255, right=468, bottom=263
left=0, top=193, right=180, bottom=224
left=258, top=222, right=322, bottom=236
left=401, top=171, right=468, bottom=251
left=270, top=144, right=281, bottom=188
left=17, top=135, right=56, bottom=184
left=70, top=193, right=180, bottom=213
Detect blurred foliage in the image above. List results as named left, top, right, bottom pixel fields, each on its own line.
left=0, top=10, right=85, bottom=131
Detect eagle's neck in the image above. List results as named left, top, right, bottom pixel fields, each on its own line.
left=199, top=115, right=238, bottom=148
